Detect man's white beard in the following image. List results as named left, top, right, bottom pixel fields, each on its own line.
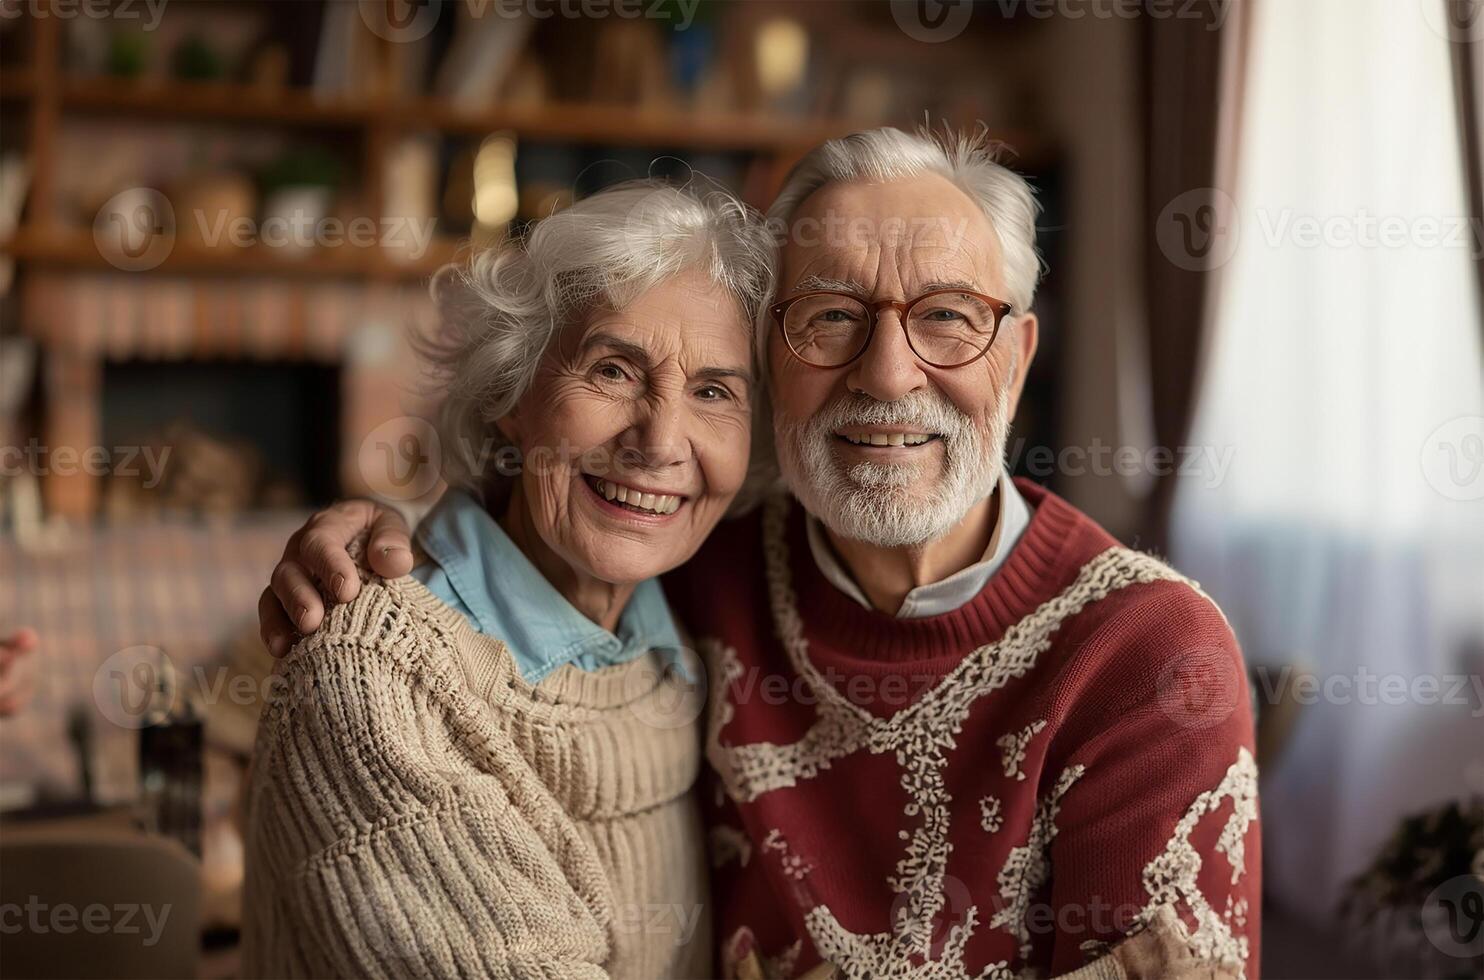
left=776, top=386, right=1010, bottom=548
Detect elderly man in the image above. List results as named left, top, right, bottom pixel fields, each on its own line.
left=259, top=127, right=1258, bottom=980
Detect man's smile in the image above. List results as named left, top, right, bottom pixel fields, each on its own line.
left=834, top=427, right=941, bottom=448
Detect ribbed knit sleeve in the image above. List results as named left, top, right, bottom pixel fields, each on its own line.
left=1042, top=583, right=1259, bottom=980
left=242, top=580, right=613, bottom=980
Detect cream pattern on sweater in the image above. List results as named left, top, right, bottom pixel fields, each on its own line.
left=242, top=572, right=711, bottom=979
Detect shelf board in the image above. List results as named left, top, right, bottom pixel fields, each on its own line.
left=1, top=227, right=463, bottom=280
left=48, top=78, right=888, bottom=151
left=60, top=78, right=374, bottom=128
left=394, top=98, right=866, bottom=152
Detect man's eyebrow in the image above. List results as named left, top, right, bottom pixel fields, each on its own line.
left=792, top=275, right=867, bottom=294
left=918, top=278, right=983, bottom=293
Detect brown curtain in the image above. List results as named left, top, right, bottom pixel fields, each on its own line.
left=1446, top=0, right=1484, bottom=355
left=1141, top=0, right=1254, bottom=552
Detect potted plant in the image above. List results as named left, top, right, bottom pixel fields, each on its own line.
left=1343, top=798, right=1484, bottom=978
left=256, top=147, right=344, bottom=258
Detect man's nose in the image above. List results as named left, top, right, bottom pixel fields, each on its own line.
left=844, top=310, right=928, bottom=402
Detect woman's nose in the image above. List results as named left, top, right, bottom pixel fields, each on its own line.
left=618, top=404, right=690, bottom=470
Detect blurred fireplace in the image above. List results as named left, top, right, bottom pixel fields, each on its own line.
left=101, top=360, right=341, bottom=515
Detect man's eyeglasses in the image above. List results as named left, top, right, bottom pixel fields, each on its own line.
left=771, top=289, right=1014, bottom=369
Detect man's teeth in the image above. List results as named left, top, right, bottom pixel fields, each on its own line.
left=591, top=478, right=682, bottom=515
left=840, top=432, right=934, bottom=447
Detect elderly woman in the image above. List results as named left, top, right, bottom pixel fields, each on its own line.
left=242, top=180, right=772, bottom=979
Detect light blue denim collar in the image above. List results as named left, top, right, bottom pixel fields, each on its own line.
left=410, top=489, right=685, bottom=685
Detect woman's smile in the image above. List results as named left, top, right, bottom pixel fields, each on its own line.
left=580, top=473, right=689, bottom=522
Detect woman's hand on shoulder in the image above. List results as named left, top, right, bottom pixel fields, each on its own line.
left=258, top=499, right=414, bottom=658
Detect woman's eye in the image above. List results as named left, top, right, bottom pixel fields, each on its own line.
left=696, top=384, right=732, bottom=402
left=595, top=363, right=628, bottom=382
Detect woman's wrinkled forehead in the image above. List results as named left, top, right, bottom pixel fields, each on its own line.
left=551, top=268, right=754, bottom=373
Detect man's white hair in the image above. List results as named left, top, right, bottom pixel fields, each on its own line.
left=421, top=179, right=773, bottom=493
left=766, top=125, right=1043, bottom=314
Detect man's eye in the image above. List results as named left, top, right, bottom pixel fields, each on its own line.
left=922, top=308, right=964, bottom=321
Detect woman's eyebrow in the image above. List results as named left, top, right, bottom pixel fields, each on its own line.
left=694, top=366, right=754, bottom=389
left=580, top=332, right=652, bottom=366
left=581, top=333, right=751, bottom=388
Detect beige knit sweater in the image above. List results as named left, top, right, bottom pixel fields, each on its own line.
left=242, top=571, right=711, bottom=979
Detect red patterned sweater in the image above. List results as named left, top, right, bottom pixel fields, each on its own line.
left=663, top=480, right=1260, bottom=980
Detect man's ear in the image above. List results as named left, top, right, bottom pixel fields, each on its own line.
left=1006, top=313, right=1039, bottom=418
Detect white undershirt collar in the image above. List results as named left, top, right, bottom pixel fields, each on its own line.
left=804, top=470, right=1034, bottom=618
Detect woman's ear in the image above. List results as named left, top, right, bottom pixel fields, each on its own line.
left=494, top=409, right=521, bottom=445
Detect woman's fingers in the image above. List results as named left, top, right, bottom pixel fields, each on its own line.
left=258, top=587, right=298, bottom=659
left=270, top=560, right=326, bottom=637
left=367, top=509, right=414, bottom=579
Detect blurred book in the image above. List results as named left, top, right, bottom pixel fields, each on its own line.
left=312, top=2, right=380, bottom=100
left=0, top=152, right=31, bottom=296
left=433, top=5, right=534, bottom=111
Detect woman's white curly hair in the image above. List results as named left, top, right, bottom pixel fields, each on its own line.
left=419, top=179, right=774, bottom=494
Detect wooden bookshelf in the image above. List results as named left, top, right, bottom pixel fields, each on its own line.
left=3, top=4, right=1053, bottom=521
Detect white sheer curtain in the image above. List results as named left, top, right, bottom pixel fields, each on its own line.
left=1171, top=0, right=1484, bottom=922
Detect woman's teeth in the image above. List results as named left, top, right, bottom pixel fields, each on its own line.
left=589, top=477, right=683, bottom=515
left=840, top=432, right=934, bottom=447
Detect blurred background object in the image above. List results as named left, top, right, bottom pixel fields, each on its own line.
left=0, top=1, right=1480, bottom=978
